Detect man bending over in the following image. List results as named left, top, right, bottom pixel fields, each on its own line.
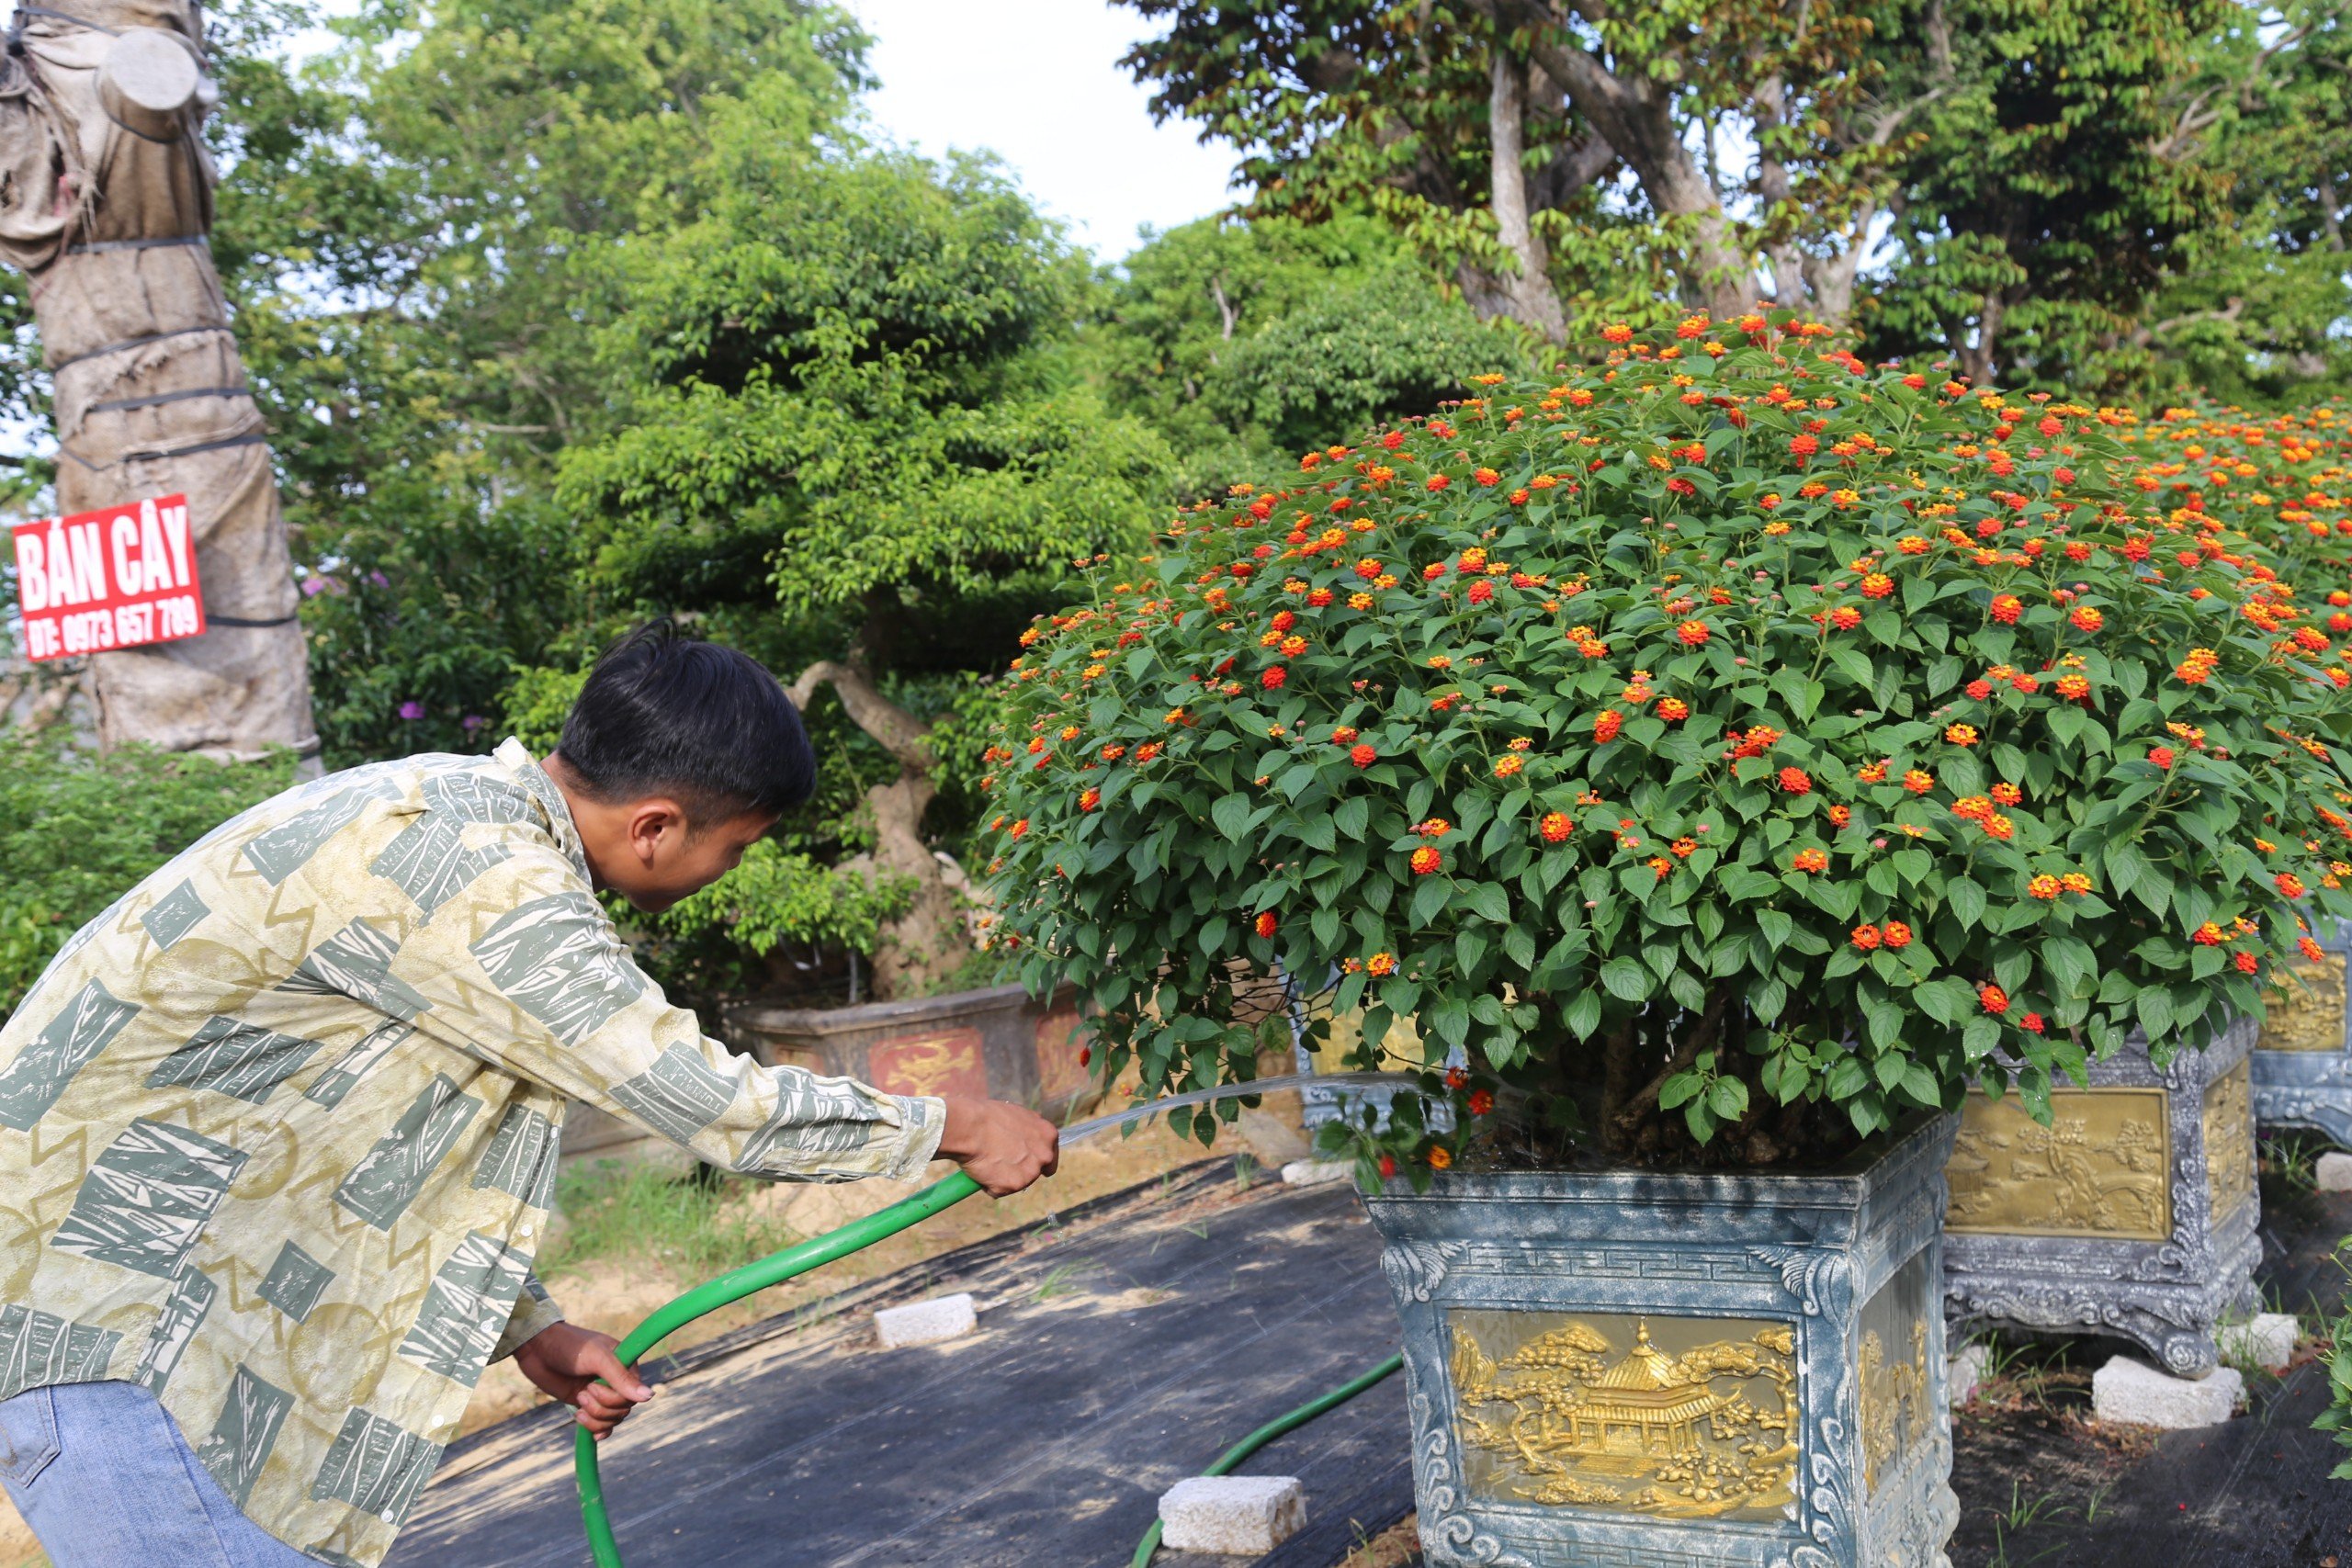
left=0, top=622, right=1057, bottom=1566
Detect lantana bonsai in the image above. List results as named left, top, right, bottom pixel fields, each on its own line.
left=978, top=312, right=2352, bottom=1178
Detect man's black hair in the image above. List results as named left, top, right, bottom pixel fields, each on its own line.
left=555, top=620, right=815, bottom=822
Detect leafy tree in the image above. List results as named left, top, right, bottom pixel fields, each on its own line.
left=556, top=131, right=1171, bottom=996
left=194, top=0, right=881, bottom=755
left=158, top=0, right=1142, bottom=1001
left=1114, top=0, right=1912, bottom=331
left=2124, top=0, right=2352, bottom=404
left=1864, top=0, right=2236, bottom=389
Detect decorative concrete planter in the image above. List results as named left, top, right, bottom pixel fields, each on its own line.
left=725, top=983, right=1088, bottom=1112
left=1291, top=1001, right=1430, bottom=1133
left=1941, top=1016, right=2259, bottom=1376
left=2250, top=920, right=2352, bottom=1145
left=1363, top=1115, right=1959, bottom=1568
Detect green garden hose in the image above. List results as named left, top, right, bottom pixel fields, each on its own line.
left=572, top=1070, right=1424, bottom=1567
left=1127, top=1350, right=1405, bottom=1568
left=573, top=1168, right=986, bottom=1566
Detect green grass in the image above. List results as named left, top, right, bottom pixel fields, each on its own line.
left=2259, top=1130, right=2332, bottom=1196
left=538, top=1158, right=798, bottom=1284
left=1031, top=1260, right=1101, bottom=1302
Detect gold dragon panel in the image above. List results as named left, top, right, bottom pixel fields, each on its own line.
left=2258, top=953, right=2346, bottom=1053
left=1946, top=1088, right=2172, bottom=1241
left=2203, top=1057, right=2256, bottom=1223
left=1857, top=1250, right=1933, bottom=1496
left=1445, top=1308, right=1799, bottom=1523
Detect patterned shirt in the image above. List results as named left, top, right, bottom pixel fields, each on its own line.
left=0, top=739, right=943, bottom=1565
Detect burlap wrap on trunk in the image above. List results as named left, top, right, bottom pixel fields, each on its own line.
left=0, top=0, right=316, bottom=760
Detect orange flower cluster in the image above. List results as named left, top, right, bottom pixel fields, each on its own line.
left=981, top=322, right=2352, bottom=1174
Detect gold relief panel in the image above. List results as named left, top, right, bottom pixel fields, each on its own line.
left=2203, top=1057, right=2256, bottom=1223
left=1946, top=1088, right=2171, bottom=1241
left=1857, top=1250, right=1933, bottom=1495
left=2258, top=953, right=2346, bottom=1053
left=1446, top=1308, right=1798, bottom=1522
left=865, top=1028, right=989, bottom=1100
left=1303, top=1007, right=1423, bottom=1075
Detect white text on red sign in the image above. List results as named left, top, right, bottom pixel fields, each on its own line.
left=11, top=493, right=207, bottom=662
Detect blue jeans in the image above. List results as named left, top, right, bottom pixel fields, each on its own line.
left=0, top=1381, right=320, bottom=1566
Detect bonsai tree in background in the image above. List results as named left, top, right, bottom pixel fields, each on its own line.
left=557, top=128, right=1170, bottom=998
left=980, top=313, right=2352, bottom=1171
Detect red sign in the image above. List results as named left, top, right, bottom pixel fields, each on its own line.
left=11, top=493, right=205, bottom=661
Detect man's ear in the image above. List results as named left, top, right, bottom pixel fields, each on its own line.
left=621, top=797, right=692, bottom=864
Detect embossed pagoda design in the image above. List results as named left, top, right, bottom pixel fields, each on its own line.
left=1365, top=1114, right=1959, bottom=1568
left=1942, top=1017, right=2259, bottom=1376
left=1450, top=1314, right=1799, bottom=1517
left=2249, top=921, right=2352, bottom=1145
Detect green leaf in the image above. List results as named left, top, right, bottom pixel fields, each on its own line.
left=1707, top=1077, right=1749, bottom=1121
left=1211, top=794, right=1252, bottom=841
left=1600, top=956, right=1654, bottom=1002
left=2043, top=935, right=2096, bottom=998
left=1410, top=876, right=1452, bottom=928
left=1946, top=876, right=1987, bottom=930
left=1962, top=1016, right=2001, bottom=1058
left=1563, top=989, right=1602, bottom=1040
left=2105, top=840, right=2150, bottom=901
left=1828, top=646, right=1877, bottom=691
left=1463, top=882, right=1511, bottom=923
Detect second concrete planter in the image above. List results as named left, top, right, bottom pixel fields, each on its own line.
left=1941, top=1017, right=2259, bottom=1375
left=2250, top=920, right=2352, bottom=1145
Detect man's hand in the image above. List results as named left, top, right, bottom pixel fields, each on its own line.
left=938, top=1097, right=1060, bottom=1196
left=514, top=1321, right=655, bottom=1440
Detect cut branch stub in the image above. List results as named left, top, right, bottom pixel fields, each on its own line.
left=97, top=29, right=200, bottom=140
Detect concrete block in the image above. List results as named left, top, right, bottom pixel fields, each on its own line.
left=1946, top=1342, right=1988, bottom=1408
left=2319, top=1151, right=2352, bottom=1192
left=2219, top=1312, right=2300, bottom=1372
left=1158, top=1475, right=1306, bottom=1555
left=1238, top=1106, right=1312, bottom=1167
left=2091, top=1355, right=2243, bottom=1428
left=874, top=1292, right=977, bottom=1349
left=1281, top=1158, right=1353, bottom=1188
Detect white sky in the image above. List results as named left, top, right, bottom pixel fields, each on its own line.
left=850, top=0, right=1241, bottom=259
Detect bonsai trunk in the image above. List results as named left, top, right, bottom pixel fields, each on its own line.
left=0, top=1, right=318, bottom=764
left=786, top=655, right=967, bottom=1001
left=1576, top=988, right=1851, bottom=1168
